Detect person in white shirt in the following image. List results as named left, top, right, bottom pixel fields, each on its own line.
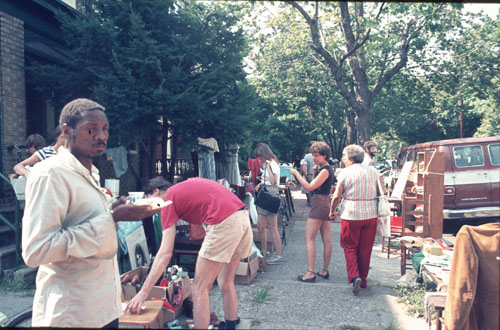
left=253, top=143, right=283, bottom=264
left=362, top=140, right=378, bottom=167
left=12, top=126, right=65, bottom=177
left=300, top=141, right=315, bottom=206
left=22, top=98, right=159, bottom=327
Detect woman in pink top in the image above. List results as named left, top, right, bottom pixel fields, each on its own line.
left=329, top=144, right=381, bottom=294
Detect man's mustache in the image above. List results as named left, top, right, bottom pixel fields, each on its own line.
left=92, top=141, right=107, bottom=147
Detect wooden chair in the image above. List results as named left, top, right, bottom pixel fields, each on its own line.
left=381, top=216, right=403, bottom=258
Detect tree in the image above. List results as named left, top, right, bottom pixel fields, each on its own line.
left=247, top=5, right=348, bottom=160
left=28, top=0, right=258, bottom=181
left=289, top=1, right=463, bottom=144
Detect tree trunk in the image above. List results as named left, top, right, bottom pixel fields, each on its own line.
left=291, top=1, right=417, bottom=146
left=344, top=108, right=356, bottom=145
left=356, top=106, right=370, bottom=145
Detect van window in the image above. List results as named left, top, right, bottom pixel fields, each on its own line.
left=406, top=150, right=415, bottom=163
left=488, top=143, right=500, bottom=165
left=453, top=145, right=484, bottom=167
left=397, top=151, right=407, bottom=168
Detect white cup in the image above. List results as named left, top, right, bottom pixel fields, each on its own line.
left=105, top=179, right=120, bottom=197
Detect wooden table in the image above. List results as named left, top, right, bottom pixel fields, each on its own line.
left=421, top=263, right=450, bottom=291
left=428, top=295, right=447, bottom=330
left=399, top=241, right=415, bottom=275
left=119, top=300, right=164, bottom=328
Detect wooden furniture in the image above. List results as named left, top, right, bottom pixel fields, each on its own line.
left=119, top=300, right=164, bottom=328
left=389, top=151, right=445, bottom=274
left=381, top=216, right=403, bottom=258
left=399, top=240, right=415, bottom=275
left=400, top=151, right=444, bottom=239
left=428, top=295, right=447, bottom=330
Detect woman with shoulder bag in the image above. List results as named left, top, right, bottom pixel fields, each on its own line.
left=289, top=142, right=334, bottom=282
left=253, top=143, right=283, bottom=264
left=329, top=144, right=382, bottom=294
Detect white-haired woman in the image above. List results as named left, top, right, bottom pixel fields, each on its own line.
left=329, top=144, right=381, bottom=294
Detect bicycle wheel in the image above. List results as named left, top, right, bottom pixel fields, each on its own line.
left=7, top=308, right=32, bottom=327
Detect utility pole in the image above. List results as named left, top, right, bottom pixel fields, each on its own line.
left=459, top=96, right=463, bottom=138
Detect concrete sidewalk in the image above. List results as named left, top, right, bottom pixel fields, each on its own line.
left=208, top=189, right=427, bottom=329
left=0, top=189, right=428, bottom=329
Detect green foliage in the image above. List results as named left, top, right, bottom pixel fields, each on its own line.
left=248, top=5, right=347, bottom=160
left=28, top=0, right=258, bottom=157
left=382, top=320, right=399, bottom=330
left=0, top=275, right=32, bottom=294
left=250, top=284, right=272, bottom=304
left=396, top=287, right=434, bottom=319
left=250, top=2, right=497, bottom=150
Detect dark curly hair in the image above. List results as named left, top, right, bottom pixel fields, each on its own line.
left=25, top=134, right=46, bottom=150
left=144, top=176, right=173, bottom=195
left=309, top=141, right=331, bottom=159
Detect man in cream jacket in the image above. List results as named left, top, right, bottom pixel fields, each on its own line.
left=22, top=98, right=158, bottom=327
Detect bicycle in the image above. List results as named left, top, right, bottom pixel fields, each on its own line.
left=0, top=306, right=32, bottom=327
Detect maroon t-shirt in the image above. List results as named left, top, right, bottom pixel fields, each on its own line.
left=161, top=178, right=245, bottom=230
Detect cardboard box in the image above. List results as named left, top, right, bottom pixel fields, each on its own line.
left=162, top=276, right=191, bottom=322
left=120, top=267, right=191, bottom=324
left=235, top=252, right=259, bottom=284
left=121, top=267, right=155, bottom=300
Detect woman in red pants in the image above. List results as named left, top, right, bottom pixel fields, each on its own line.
left=329, top=144, right=382, bottom=294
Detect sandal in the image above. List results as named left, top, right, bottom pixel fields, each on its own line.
left=297, top=270, right=316, bottom=283
left=316, top=269, right=329, bottom=279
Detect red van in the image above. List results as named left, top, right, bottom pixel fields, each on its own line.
left=392, top=136, right=500, bottom=220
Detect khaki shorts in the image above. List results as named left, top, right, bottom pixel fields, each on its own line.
left=198, top=209, right=253, bottom=263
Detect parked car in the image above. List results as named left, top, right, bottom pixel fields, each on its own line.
left=390, top=136, right=500, bottom=220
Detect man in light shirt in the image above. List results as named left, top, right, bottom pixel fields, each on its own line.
left=362, top=140, right=378, bottom=167
left=22, top=98, right=159, bottom=327
left=300, top=141, right=315, bottom=206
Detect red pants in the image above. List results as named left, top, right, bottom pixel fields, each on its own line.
left=340, top=218, right=377, bottom=286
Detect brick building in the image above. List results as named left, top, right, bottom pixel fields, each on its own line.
left=0, top=0, right=77, bottom=198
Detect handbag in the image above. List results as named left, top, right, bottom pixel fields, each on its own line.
left=377, top=178, right=391, bottom=217
left=254, top=186, right=281, bottom=214
left=254, top=161, right=281, bottom=213
left=376, top=216, right=391, bottom=237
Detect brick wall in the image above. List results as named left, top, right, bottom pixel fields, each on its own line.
left=0, top=12, right=26, bottom=176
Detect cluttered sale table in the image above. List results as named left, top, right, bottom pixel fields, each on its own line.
left=398, top=235, right=455, bottom=330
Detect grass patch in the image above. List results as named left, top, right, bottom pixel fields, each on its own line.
left=250, top=284, right=272, bottom=304
left=382, top=320, right=399, bottom=330
left=396, top=286, right=435, bottom=319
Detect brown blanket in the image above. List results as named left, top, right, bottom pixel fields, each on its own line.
left=444, top=222, right=500, bottom=330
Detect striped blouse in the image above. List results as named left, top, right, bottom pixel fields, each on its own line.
left=35, top=146, right=57, bottom=161
left=337, top=163, right=379, bottom=220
